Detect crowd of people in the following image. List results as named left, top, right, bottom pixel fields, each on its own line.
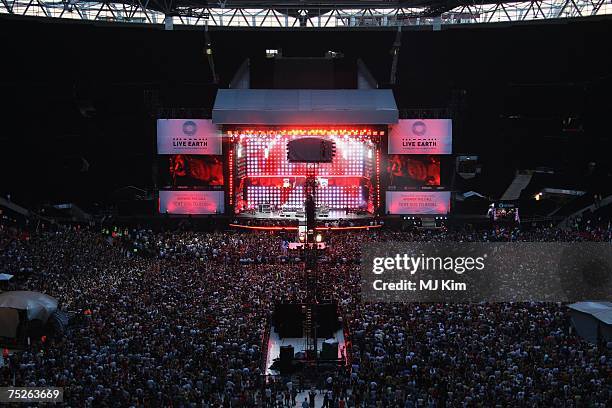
left=0, top=219, right=611, bottom=406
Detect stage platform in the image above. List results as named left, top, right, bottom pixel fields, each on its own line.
left=237, top=210, right=373, bottom=221
left=265, top=328, right=346, bottom=376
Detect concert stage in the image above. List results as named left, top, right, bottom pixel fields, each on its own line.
left=237, top=209, right=373, bottom=221
left=229, top=128, right=384, bottom=220
left=156, top=60, right=452, bottom=220
left=265, top=329, right=347, bottom=376
left=264, top=303, right=347, bottom=376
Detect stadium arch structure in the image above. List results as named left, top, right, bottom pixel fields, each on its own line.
left=1, top=0, right=611, bottom=28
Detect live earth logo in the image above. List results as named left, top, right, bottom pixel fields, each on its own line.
left=401, top=138, right=437, bottom=147
left=411, top=121, right=427, bottom=136
left=182, top=121, right=198, bottom=136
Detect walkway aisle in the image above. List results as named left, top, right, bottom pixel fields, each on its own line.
left=294, top=390, right=324, bottom=408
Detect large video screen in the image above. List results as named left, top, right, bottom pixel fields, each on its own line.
left=240, top=134, right=372, bottom=177
left=238, top=179, right=368, bottom=210
left=386, top=191, right=451, bottom=215
left=388, top=119, right=452, bottom=155
left=234, top=131, right=375, bottom=211
left=386, top=155, right=440, bottom=187
left=157, top=119, right=222, bottom=155
left=159, top=190, right=225, bottom=214
left=158, top=155, right=224, bottom=188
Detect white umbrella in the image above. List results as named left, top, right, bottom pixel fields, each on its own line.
left=0, top=273, right=13, bottom=281
left=0, top=291, right=58, bottom=321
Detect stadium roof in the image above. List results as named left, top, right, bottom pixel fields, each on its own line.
left=212, top=89, right=399, bottom=125
left=1, top=0, right=610, bottom=28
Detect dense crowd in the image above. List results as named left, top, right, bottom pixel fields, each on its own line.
left=0, top=220, right=611, bottom=407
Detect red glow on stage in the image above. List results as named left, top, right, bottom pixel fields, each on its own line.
left=228, top=148, right=234, bottom=206
left=228, top=224, right=383, bottom=231
left=375, top=148, right=381, bottom=208
left=227, top=128, right=379, bottom=138
left=231, top=128, right=379, bottom=212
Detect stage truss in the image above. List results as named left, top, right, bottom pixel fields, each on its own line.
left=1, top=0, right=611, bottom=27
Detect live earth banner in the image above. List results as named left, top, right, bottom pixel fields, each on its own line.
left=159, top=191, right=225, bottom=215
left=361, top=242, right=612, bottom=302
left=386, top=191, right=451, bottom=215
left=388, top=119, right=452, bottom=155
left=157, top=119, right=222, bottom=155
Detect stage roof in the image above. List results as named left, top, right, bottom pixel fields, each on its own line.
left=212, top=89, right=398, bottom=125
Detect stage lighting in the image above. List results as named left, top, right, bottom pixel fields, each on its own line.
left=325, top=50, right=344, bottom=59
left=266, top=49, right=280, bottom=58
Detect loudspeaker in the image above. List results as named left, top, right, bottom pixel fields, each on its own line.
left=287, top=138, right=335, bottom=163
left=280, top=345, right=294, bottom=368
left=320, top=341, right=338, bottom=360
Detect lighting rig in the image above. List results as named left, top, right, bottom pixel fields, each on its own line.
left=287, top=138, right=334, bottom=366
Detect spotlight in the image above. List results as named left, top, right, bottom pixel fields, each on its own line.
left=325, top=50, right=344, bottom=59
left=266, top=49, right=280, bottom=58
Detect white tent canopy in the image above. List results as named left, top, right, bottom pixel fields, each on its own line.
left=568, top=301, right=612, bottom=344
left=0, top=291, right=58, bottom=339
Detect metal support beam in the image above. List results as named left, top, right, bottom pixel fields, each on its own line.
left=164, top=13, right=172, bottom=29
left=389, top=26, right=402, bottom=85
left=204, top=24, right=218, bottom=84
left=1, top=1, right=611, bottom=27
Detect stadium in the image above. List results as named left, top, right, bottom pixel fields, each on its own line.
left=1, top=0, right=611, bottom=406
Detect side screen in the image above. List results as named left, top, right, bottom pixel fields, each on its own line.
left=385, top=191, right=451, bottom=215
left=159, top=191, right=225, bottom=215
left=158, top=155, right=224, bottom=188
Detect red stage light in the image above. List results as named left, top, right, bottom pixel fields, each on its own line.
left=228, top=224, right=383, bottom=231
left=228, top=127, right=385, bottom=212
left=228, top=147, right=234, bottom=206
left=228, top=128, right=380, bottom=137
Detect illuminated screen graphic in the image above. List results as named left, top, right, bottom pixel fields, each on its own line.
left=159, top=155, right=224, bottom=188
left=387, top=155, right=441, bottom=187
left=231, top=129, right=378, bottom=212
left=157, top=119, right=222, bottom=155
left=388, top=119, right=452, bottom=155
left=386, top=191, right=451, bottom=215
left=159, top=190, right=225, bottom=214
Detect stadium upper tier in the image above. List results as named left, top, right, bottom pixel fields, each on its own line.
left=1, top=0, right=611, bottom=28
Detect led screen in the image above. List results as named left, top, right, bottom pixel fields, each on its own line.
left=386, top=191, right=451, bottom=215
left=234, top=131, right=375, bottom=211
left=157, top=119, right=222, bottom=155
left=159, top=155, right=224, bottom=188
left=159, top=190, right=225, bottom=215
left=240, top=134, right=372, bottom=177
left=386, top=155, right=441, bottom=187
left=388, top=119, right=452, bottom=155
